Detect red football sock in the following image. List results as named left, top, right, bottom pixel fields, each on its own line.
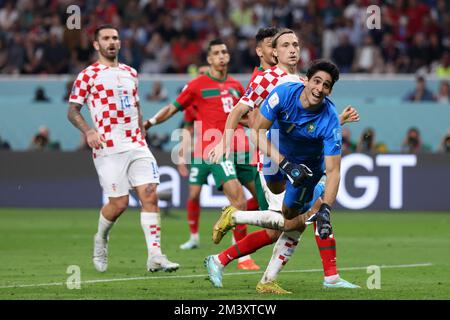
left=187, top=199, right=200, bottom=234
left=246, top=197, right=259, bottom=210
left=218, top=230, right=274, bottom=266
left=232, top=224, right=247, bottom=242
left=313, top=222, right=338, bottom=277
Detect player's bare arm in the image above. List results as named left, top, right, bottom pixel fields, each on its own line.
left=177, top=124, right=193, bottom=177
left=67, top=102, right=105, bottom=149
left=251, top=109, right=284, bottom=165
left=322, top=154, right=341, bottom=207
left=339, top=105, right=360, bottom=125
left=209, top=102, right=251, bottom=163
left=135, top=101, right=146, bottom=137
left=144, top=104, right=179, bottom=130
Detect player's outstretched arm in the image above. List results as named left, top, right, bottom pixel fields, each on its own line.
left=144, top=104, right=179, bottom=130
left=209, top=102, right=251, bottom=163
left=322, top=154, right=341, bottom=207
left=339, top=105, right=360, bottom=125
left=67, top=102, right=105, bottom=149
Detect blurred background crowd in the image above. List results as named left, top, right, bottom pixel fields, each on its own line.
left=0, top=0, right=449, bottom=76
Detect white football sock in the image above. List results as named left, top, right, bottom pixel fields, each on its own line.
left=233, top=210, right=285, bottom=230
left=141, top=212, right=162, bottom=257
left=96, top=211, right=114, bottom=239
left=260, top=230, right=302, bottom=284
left=190, top=233, right=199, bottom=242
left=324, top=274, right=340, bottom=283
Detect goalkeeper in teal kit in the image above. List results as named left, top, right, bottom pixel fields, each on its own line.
left=213, top=60, right=355, bottom=279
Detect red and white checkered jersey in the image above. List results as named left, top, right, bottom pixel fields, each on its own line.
left=69, top=62, right=146, bottom=156
left=239, top=65, right=304, bottom=110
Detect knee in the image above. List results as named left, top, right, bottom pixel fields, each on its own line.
left=141, top=184, right=158, bottom=207
left=112, top=197, right=129, bottom=214
left=188, top=192, right=200, bottom=203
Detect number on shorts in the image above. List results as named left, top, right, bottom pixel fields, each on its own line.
left=220, top=160, right=236, bottom=176
left=189, top=167, right=199, bottom=183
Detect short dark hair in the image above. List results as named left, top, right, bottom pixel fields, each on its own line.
left=94, top=24, right=119, bottom=40
left=271, top=28, right=296, bottom=48
left=306, top=59, right=340, bottom=88
left=207, top=39, right=226, bottom=53
left=255, top=27, right=279, bottom=45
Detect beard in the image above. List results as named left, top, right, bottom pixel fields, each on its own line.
left=99, top=46, right=118, bottom=61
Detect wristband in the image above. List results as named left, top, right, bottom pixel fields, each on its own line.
left=149, top=117, right=157, bottom=125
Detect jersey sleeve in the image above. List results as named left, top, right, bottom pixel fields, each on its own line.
left=259, top=86, right=283, bottom=122
left=183, top=106, right=196, bottom=127
left=238, top=72, right=275, bottom=110
left=322, top=109, right=342, bottom=156
left=69, top=69, right=93, bottom=105
left=173, top=80, right=197, bottom=111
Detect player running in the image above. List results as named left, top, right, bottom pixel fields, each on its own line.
left=68, top=25, right=179, bottom=273
left=205, top=28, right=359, bottom=293
left=144, top=39, right=261, bottom=270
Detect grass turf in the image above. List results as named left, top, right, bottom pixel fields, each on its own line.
left=0, top=208, right=449, bottom=300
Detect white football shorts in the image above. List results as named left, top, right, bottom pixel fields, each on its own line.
left=93, top=146, right=160, bottom=197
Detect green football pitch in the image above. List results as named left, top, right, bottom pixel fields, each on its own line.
left=0, top=208, right=449, bottom=300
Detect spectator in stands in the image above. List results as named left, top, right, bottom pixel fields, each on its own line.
left=408, top=32, right=430, bottom=73
left=28, top=126, right=60, bottom=151
left=0, top=1, right=18, bottom=31
left=41, top=33, right=70, bottom=74
left=436, top=80, right=450, bottom=103
left=332, top=33, right=355, bottom=73
left=171, top=32, right=201, bottom=73
left=341, top=127, right=356, bottom=155
left=356, top=127, right=377, bottom=154
left=439, top=130, right=450, bottom=153
left=141, top=33, right=172, bottom=74
left=146, top=81, right=168, bottom=102
left=34, top=87, right=51, bottom=102
left=401, top=127, right=424, bottom=154
left=380, top=32, right=401, bottom=74
left=352, top=34, right=383, bottom=73
left=435, top=52, right=450, bottom=78
left=0, top=135, right=11, bottom=150
left=0, top=1, right=449, bottom=75
left=403, top=76, right=436, bottom=102
left=3, top=33, right=26, bottom=74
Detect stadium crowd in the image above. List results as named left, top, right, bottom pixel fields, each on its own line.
left=0, top=0, right=449, bottom=76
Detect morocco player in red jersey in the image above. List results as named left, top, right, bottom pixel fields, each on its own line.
left=68, top=25, right=179, bottom=274
left=144, top=39, right=261, bottom=269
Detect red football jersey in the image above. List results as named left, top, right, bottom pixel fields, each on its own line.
left=174, top=72, right=248, bottom=160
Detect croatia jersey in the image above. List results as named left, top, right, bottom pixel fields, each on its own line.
left=69, top=62, right=146, bottom=157
left=260, top=82, right=342, bottom=170
left=174, top=72, right=248, bottom=160
left=241, top=65, right=304, bottom=169
left=239, top=65, right=304, bottom=110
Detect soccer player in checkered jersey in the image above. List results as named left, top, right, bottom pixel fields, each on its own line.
left=67, top=25, right=179, bottom=273
left=143, top=39, right=262, bottom=270
left=206, top=28, right=360, bottom=292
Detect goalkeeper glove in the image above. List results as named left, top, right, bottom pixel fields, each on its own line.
left=279, top=158, right=313, bottom=188
left=306, top=203, right=333, bottom=240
